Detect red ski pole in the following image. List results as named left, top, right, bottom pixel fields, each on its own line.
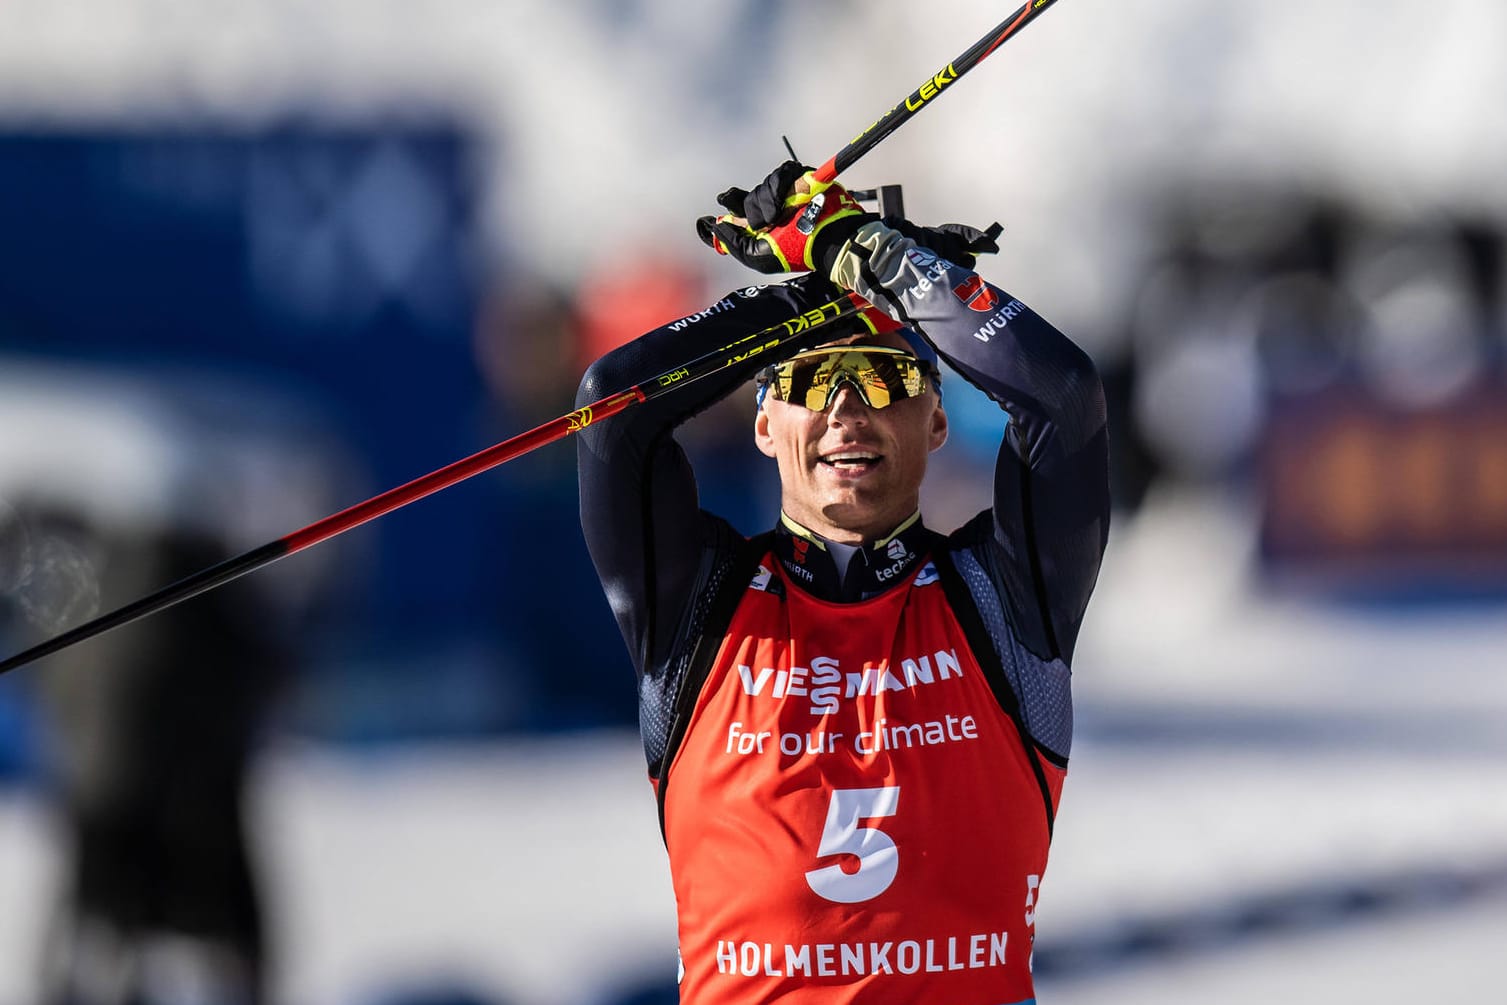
left=1, top=294, right=870, bottom=675
left=2, top=0, right=1069, bottom=673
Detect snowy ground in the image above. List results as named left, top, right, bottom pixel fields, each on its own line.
left=2, top=493, right=1504, bottom=1005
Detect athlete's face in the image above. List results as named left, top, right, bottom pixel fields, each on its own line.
left=754, top=331, right=948, bottom=544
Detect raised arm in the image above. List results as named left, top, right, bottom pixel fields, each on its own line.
left=830, top=223, right=1110, bottom=662
left=696, top=161, right=1110, bottom=663
left=574, top=276, right=842, bottom=678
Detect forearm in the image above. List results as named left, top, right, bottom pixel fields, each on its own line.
left=575, top=276, right=840, bottom=674
left=832, top=221, right=1103, bottom=452
left=832, top=221, right=1110, bottom=660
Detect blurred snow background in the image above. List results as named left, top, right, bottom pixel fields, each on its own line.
left=2, top=1, right=1504, bottom=1003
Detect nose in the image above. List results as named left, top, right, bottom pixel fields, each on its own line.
left=825, top=382, right=870, bottom=425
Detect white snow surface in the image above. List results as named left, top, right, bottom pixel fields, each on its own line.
left=1, top=492, right=1504, bottom=1005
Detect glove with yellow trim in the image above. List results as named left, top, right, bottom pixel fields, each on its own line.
left=696, top=161, right=874, bottom=276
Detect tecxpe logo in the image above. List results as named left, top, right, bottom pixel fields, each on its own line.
left=869, top=539, right=911, bottom=583
left=952, top=275, right=999, bottom=313
left=903, top=248, right=953, bottom=296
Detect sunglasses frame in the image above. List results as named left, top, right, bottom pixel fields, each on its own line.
left=756, top=344, right=938, bottom=412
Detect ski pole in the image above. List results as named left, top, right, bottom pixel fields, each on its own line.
left=2, top=1, right=1068, bottom=673
left=813, top=0, right=1065, bottom=184
left=0, top=294, right=870, bottom=675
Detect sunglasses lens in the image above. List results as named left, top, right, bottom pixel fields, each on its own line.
left=770, top=349, right=929, bottom=411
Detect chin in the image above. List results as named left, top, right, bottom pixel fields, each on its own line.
left=819, top=501, right=885, bottom=534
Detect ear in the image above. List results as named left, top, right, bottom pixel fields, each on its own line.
left=753, top=403, right=778, bottom=458
left=928, top=402, right=948, bottom=453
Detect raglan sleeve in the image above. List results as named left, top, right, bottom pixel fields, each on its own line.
left=830, top=222, right=1111, bottom=662
left=574, top=275, right=842, bottom=677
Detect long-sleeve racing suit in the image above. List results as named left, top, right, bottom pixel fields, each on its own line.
left=576, top=221, right=1109, bottom=1003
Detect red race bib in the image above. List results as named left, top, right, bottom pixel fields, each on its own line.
left=664, top=553, right=1059, bottom=1004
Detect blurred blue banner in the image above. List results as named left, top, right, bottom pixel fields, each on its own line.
left=0, top=126, right=632, bottom=746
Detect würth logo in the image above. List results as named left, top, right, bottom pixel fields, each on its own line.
left=952, top=275, right=999, bottom=313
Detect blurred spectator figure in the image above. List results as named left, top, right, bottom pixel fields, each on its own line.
left=0, top=365, right=336, bottom=1005
left=1340, top=220, right=1490, bottom=409
left=474, top=272, right=585, bottom=426
left=26, top=509, right=287, bottom=1005
left=1102, top=180, right=1507, bottom=592
left=1123, top=182, right=1333, bottom=489
left=470, top=265, right=706, bottom=728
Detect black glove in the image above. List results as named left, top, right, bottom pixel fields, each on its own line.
left=696, top=161, right=876, bottom=276
left=882, top=218, right=1002, bottom=269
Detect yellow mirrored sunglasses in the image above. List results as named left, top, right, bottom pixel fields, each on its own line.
left=756, top=345, right=938, bottom=411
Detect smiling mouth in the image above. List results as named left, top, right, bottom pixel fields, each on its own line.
left=820, top=451, right=883, bottom=470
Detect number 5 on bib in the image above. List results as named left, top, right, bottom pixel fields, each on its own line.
left=804, top=786, right=901, bottom=904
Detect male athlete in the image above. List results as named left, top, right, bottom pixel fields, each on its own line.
left=575, top=161, right=1109, bottom=1003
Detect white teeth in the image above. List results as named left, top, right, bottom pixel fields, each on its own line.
left=824, top=452, right=878, bottom=464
